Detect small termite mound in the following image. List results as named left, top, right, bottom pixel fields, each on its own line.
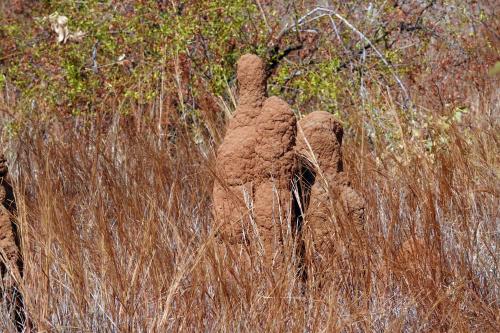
left=295, top=112, right=365, bottom=281
left=0, top=154, right=27, bottom=332
left=213, top=54, right=297, bottom=265
left=295, top=111, right=365, bottom=234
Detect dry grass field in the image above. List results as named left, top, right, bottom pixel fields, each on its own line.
left=1, top=1, right=499, bottom=331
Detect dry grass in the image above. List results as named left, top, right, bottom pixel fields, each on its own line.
left=0, top=1, right=499, bottom=331
left=0, top=93, right=497, bottom=331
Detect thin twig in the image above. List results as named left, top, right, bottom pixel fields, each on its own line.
left=319, top=7, right=410, bottom=107
left=278, top=6, right=412, bottom=110
left=254, top=0, right=271, bottom=33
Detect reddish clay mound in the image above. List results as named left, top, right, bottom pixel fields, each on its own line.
left=295, top=111, right=365, bottom=254
left=213, top=54, right=296, bottom=262
left=213, top=55, right=365, bottom=270
left=0, top=154, right=26, bottom=332
left=0, top=154, right=8, bottom=176
left=0, top=154, right=20, bottom=282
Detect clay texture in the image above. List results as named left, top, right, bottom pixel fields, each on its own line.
left=295, top=111, right=365, bottom=253
left=213, top=54, right=296, bottom=261
left=0, top=154, right=26, bottom=332
left=0, top=154, right=21, bottom=284
left=213, top=54, right=365, bottom=269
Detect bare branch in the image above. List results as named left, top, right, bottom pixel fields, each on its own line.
left=275, top=6, right=412, bottom=109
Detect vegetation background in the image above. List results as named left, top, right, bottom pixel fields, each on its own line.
left=0, top=0, right=498, bottom=331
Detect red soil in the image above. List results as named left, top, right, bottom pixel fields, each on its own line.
left=0, top=153, right=26, bottom=332
left=0, top=154, right=20, bottom=284
left=213, top=55, right=297, bottom=261
left=213, top=54, right=364, bottom=266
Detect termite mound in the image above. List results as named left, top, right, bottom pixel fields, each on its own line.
left=213, top=55, right=365, bottom=272
left=212, top=54, right=297, bottom=265
left=0, top=154, right=27, bottom=332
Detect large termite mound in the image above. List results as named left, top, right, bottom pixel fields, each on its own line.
left=0, top=154, right=26, bottom=332
left=213, top=54, right=365, bottom=270
left=213, top=54, right=296, bottom=261
left=295, top=112, right=365, bottom=253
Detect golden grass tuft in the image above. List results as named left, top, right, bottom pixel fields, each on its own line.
left=0, top=101, right=497, bottom=331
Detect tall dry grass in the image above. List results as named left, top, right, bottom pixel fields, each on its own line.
left=0, top=90, right=497, bottom=331
left=0, top=1, right=499, bottom=330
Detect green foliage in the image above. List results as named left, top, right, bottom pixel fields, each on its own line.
left=489, top=62, right=500, bottom=76
left=1, top=0, right=265, bottom=115
left=1, top=0, right=497, bottom=158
